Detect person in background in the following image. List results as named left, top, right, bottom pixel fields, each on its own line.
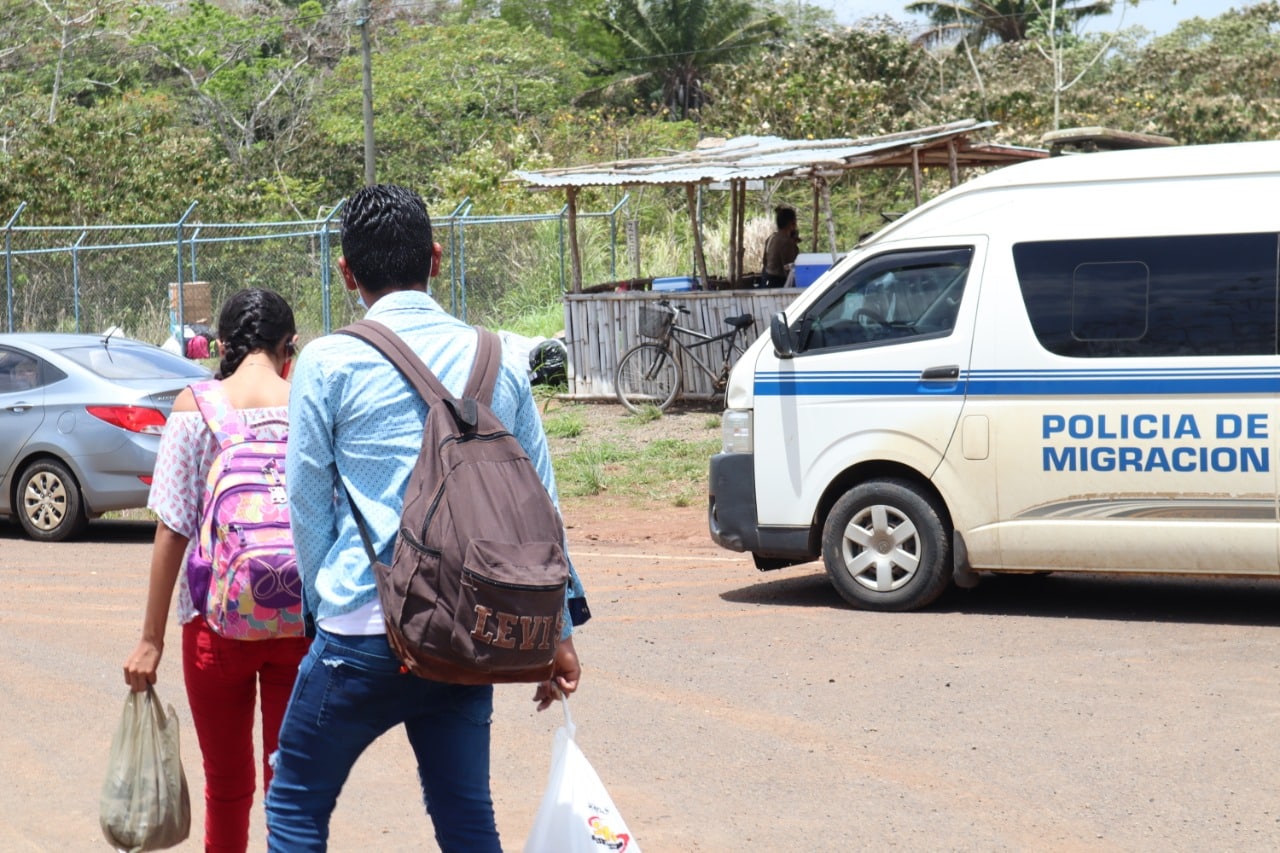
left=123, top=288, right=307, bottom=853
left=265, top=184, right=588, bottom=852
left=760, top=206, right=801, bottom=288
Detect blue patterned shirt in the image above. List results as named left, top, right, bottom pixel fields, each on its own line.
left=286, top=289, right=584, bottom=635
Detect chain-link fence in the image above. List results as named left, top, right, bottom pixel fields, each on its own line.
left=0, top=196, right=629, bottom=345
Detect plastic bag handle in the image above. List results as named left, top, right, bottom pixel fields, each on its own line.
left=560, top=695, right=576, bottom=740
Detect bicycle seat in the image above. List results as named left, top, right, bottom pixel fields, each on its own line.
left=725, top=314, right=754, bottom=330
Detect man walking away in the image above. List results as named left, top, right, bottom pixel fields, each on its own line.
left=265, top=184, right=587, bottom=852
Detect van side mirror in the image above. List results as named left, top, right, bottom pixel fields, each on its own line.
left=770, top=312, right=795, bottom=359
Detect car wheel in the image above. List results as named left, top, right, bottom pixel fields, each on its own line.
left=821, top=478, right=951, bottom=611
left=16, top=459, right=88, bottom=542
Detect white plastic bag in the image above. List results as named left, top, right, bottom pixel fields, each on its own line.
left=523, top=698, right=641, bottom=853
left=100, top=687, right=191, bottom=852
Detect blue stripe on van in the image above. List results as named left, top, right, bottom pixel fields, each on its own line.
left=754, top=368, right=1280, bottom=397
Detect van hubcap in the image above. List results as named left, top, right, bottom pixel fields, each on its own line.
left=841, top=504, right=920, bottom=592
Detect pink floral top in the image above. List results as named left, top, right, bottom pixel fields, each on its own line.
left=146, top=405, right=289, bottom=624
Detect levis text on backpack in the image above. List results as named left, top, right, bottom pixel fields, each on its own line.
left=187, top=381, right=304, bottom=640
left=338, top=321, right=570, bottom=684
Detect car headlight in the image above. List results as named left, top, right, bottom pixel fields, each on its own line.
left=721, top=409, right=752, bottom=455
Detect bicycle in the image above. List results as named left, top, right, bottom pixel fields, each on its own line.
left=615, top=299, right=755, bottom=413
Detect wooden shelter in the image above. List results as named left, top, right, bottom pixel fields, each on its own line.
left=513, top=119, right=1049, bottom=293
left=513, top=119, right=1049, bottom=401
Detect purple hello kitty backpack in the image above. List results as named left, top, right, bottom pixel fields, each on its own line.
left=186, top=381, right=304, bottom=640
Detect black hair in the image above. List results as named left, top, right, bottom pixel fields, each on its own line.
left=215, top=288, right=296, bottom=379
left=340, top=184, right=434, bottom=293
left=775, top=206, right=797, bottom=230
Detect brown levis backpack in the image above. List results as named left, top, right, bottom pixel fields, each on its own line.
left=338, top=320, right=570, bottom=684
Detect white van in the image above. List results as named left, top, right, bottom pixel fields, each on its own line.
left=709, top=141, right=1280, bottom=610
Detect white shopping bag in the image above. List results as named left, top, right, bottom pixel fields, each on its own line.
left=523, top=698, right=641, bottom=853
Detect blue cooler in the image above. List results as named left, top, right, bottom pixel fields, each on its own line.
left=793, top=254, right=835, bottom=288
left=652, top=276, right=696, bottom=292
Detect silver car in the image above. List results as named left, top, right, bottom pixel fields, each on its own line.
left=0, top=332, right=211, bottom=541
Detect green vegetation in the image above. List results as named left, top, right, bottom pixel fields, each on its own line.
left=544, top=407, right=587, bottom=438
left=554, top=436, right=720, bottom=505
left=1, top=1, right=1278, bottom=334
left=626, top=403, right=664, bottom=423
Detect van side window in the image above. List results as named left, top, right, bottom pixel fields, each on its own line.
left=1014, top=234, right=1280, bottom=357
left=795, top=248, right=974, bottom=354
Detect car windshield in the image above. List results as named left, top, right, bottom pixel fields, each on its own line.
left=58, top=344, right=208, bottom=380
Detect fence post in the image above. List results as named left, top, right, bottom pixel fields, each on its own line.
left=72, top=232, right=87, bottom=333
left=173, top=202, right=198, bottom=341
left=457, top=201, right=474, bottom=322
left=444, top=198, right=470, bottom=318
left=188, top=226, right=201, bottom=284
left=319, top=200, right=345, bottom=333
left=4, top=201, right=26, bottom=332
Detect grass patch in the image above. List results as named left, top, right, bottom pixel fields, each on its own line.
left=553, top=436, right=719, bottom=506
left=543, top=407, right=585, bottom=439
left=702, top=414, right=721, bottom=430
left=625, top=403, right=663, bottom=424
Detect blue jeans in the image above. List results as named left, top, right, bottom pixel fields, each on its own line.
left=263, top=629, right=500, bottom=852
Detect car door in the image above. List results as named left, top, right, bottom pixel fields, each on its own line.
left=0, top=347, right=47, bottom=493
left=752, top=240, right=985, bottom=529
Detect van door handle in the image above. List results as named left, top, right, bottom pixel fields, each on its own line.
left=920, top=365, right=960, bottom=381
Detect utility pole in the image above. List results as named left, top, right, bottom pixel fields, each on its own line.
left=358, top=0, right=376, bottom=185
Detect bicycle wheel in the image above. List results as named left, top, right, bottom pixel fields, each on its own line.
left=615, top=343, right=681, bottom=413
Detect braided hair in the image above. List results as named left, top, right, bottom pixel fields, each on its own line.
left=215, top=288, right=296, bottom=379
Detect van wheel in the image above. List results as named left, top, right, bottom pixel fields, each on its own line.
left=16, top=459, right=88, bottom=542
left=821, top=479, right=950, bottom=611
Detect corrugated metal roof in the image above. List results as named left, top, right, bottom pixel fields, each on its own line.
left=513, top=119, right=1047, bottom=189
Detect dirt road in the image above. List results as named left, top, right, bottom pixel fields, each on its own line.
left=2, top=494, right=1279, bottom=851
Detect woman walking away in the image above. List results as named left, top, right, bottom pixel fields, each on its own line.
left=123, top=288, right=309, bottom=853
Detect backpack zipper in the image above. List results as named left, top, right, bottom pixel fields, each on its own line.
left=462, top=566, right=567, bottom=592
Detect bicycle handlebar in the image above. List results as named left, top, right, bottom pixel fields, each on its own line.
left=657, top=299, right=691, bottom=314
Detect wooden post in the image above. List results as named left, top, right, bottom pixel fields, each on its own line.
left=566, top=186, right=583, bottom=293
left=819, top=178, right=838, bottom=257
left=911, top=145, right=923, bottom=207
left=734, top=179, right=747, bottom=284
left=685, top=183, right=710, bottom=289
left=732, top=175, right=742, bottom=281
left=810, top=179, right=820, bottom=253
left=947, top=138, right=960, bottom=187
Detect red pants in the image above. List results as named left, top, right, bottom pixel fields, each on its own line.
left=182, top=617, right=309, bottom=853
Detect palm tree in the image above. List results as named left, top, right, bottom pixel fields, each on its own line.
left=596, top=0, right=784, bottom=120
left=906, top=0, right=1114, bottom=49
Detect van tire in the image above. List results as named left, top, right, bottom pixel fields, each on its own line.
left=821, top=479, right=951, bottom=611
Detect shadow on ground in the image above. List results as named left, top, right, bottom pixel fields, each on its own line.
left=722, top=565, right=1280, bottom=627
left=0, top=518, right=156, bottom=545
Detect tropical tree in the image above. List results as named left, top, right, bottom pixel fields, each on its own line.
left=308, top=18, right=587, bottom=204
left=132, top=0, right=331, bottom=170
left=708, top=25, right=925, bottom=139
left=906, top=0, right=1116, bottom=49
left=594, top=0, right=786, bottom=119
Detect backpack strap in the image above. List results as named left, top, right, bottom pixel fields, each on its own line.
left=190, top=380, right=255, bottom=448
left=463, top=327, right=502, bottom=407
left=334, top=320, right=495, bottom=571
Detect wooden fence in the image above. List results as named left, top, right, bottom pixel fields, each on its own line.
left=562, top=289, right=801, bottom=401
